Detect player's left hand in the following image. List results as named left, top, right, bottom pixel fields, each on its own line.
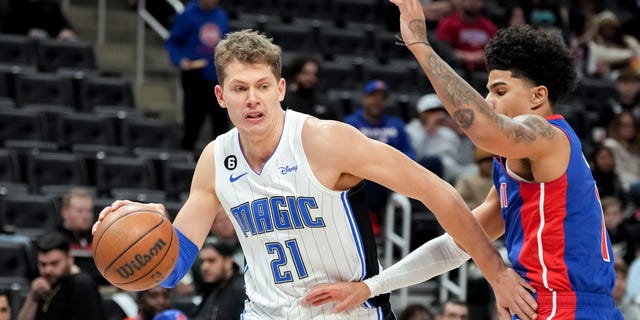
left=302, top=282, right=370, bottom=313
left=490, top=268, right=538, bottom=320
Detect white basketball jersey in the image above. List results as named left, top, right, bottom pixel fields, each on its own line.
left=214, top=110, right=391, bottom=319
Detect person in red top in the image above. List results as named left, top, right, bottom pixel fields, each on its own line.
left=435, top=0, right=496, bottom=72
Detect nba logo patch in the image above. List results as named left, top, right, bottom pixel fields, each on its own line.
left=499, top=183, right=508, bottom=208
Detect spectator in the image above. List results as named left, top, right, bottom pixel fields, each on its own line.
left=2, top=0, right=77, bottom=41
left=435, top=299, right=469, bottom=320
left=56, top=187, right=105, bottom=285
left=435, top=0, right=497, bottom=73
left=17, top=231, right=103, bottom=320
left=398, top=303, right=433, bottom=320
left=603, top=196, right=637, bottom=266
left=0, top=290, right=11, bottom=320
left=406, top=93, right=475, bottom=182
left=603, top=111, right=640, bottom=200
left=455, top=148, right=493, bottom=209
left=344, top=79, right=416, bottom=232
left=586, top=10, right=640, bottom=79
left=209, top=207, right=242, bottom=268
left=152, top=309, right=189, bottom=320
left=613, top=261, right=640, bottom=319
left=590, top=145, right=626, bottom=202
left=125, top=287, right=173, bottom=320
left=191, top=239, right=245, bottom=320
left=282, top=54, right=340, bottom=121
left=165, top=0, right=229, bottom=153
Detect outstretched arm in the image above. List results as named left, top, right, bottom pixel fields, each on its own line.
left=392, top=0, right=561, bottom=162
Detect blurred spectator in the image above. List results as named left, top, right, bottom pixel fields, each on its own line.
left=498, top=4, right=526, bottom=28
left=595, top=69, right=640, bottom=132
left=344, top=79, right=416, bottom=233
left=521, top=0, right=566, bottom=34
left=192, top=239, right=245, bottom=320
left=17, top=232, right=103, bottom=320
left=2, top=0, right=77, bottom=41
left=455, top=148, right=493, bottom=209
left=614, top=261, right=640, bottom=318
left=586, top=10, right=640, bottom=79
left=125, top=287, right=174, bottom=320
left=435, top=299, right=468, bottom=320
left=283, top=54, right=340, bottom=121
left=406, top=94, right=476, bottom=182
left=0, top=290, right=11, bottom=320
left=56, top=187, right=105, bottom=285
left=398, top=303, right=433, bottom=320
left=165, top=0, right=229, bottom=153
left=590, top=145, right=626, bottom=202
left=603, top=111, right=640, bottom=200
left=209, top=207, right=242, bottom=268
left=603, top=196, right=637, bottom=266
left=435, top=0, right=497, bottom=73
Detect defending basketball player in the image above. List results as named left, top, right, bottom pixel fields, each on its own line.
left=303, top=0, right=623, bottom=319
left=94, top=29, right=537, bottom=319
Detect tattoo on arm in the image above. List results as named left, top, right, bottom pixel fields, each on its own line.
left=408, top=20, right=427, bottom=43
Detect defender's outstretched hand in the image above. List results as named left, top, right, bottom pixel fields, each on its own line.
left=302, top=282, right=370, bottom=313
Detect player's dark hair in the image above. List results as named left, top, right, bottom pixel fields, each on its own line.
left=36, top=231, right=71, bottom=253
left=485, top=25, right=577, bottom=105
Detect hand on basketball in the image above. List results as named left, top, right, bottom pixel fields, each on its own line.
left=302, top=282, right=371, bottom=313
left=490, top=268, right=538, bottom=320
left=92, top=200, right=167, bottom=236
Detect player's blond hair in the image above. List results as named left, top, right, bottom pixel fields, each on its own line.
left=214, top=29, right=282, bottom=85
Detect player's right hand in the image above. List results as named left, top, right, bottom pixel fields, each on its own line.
left=91, top=200, right=167, bottom=235
left=302, top=282, right=371, bottom=313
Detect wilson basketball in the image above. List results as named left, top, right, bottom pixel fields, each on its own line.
left=92, top=204, right=179, bottom=291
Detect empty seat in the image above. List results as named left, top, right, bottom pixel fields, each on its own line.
left=578, top=77, right=617, bottom=112
left=36, top=39, right=96, bottom=73
left=13, top=72, right=74, bottom=107
left=318, top=26, right=370, bottom=60
left=0, top=34, right=36, bottom=66
left=79, top=76, right=134, bottom=112
left=120, top=117, right=181, bottom=150
left=332, top=0, right=381, bottom=26
left=94, top=156, right=158, bottom=197
left=0, top=233, right=37, bottom=279
left=373, top=31, right=413, bottom=63
left=27, top=152, right=89, bottom=194
left=0, top=194, right=59, bottom=240
left=111, top=188, right=167, bottom=203
left=0, top=108, right=47, bottom=142
left=278, top=0, right=334, bottom=21
left=0, top=63, right=38, bottom=101
left=162, top=161, right=196, bottom=201
left=55, top=112, right=117, bottom=148
left=263, top=22, right=316, bottom=53
left=321, top=57, right=361, bottom=90
left=363, top=60, right=424, bottom=93
left=0, top=149, right=21, bottom=183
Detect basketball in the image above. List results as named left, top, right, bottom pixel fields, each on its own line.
left=92, top=204, right=179, bottom=291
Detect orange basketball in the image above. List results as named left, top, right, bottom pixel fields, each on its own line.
left=92, top=204, right=179, bottom=291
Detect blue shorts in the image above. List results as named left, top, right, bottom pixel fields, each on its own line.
left=514, top=291, right=623, bottom=319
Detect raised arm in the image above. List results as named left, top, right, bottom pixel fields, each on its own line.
left=392, top=0, right=563, bottom=162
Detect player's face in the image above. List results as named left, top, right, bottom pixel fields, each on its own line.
left=37, top=250, right=73, bottom=285
left=0, top=295, right=10, bottom=320
left=485, top=70, right=538, bottom=118
left=61, top=196, right=94, bottom=232
left=199, top=247, right=231, bottom=284
left=215, top=61, right=286, bottom=138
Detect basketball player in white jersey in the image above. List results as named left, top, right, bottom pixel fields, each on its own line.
left=94, top=29, right=536, bottom=319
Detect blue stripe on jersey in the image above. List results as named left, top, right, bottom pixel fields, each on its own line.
left=341, top=190, right=367, bottom=281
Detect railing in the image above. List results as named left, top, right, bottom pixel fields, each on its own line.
left=383, top=193, right=468, bottom=309
left=383, top=193, right=412, bottom=308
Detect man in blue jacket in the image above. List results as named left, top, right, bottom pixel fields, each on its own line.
left=165, top=0, right=229, bottom=153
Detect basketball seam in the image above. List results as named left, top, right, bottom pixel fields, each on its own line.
left=112, top=224, right=176, bottom=286
left=97, top=210, right=164, bottom=274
